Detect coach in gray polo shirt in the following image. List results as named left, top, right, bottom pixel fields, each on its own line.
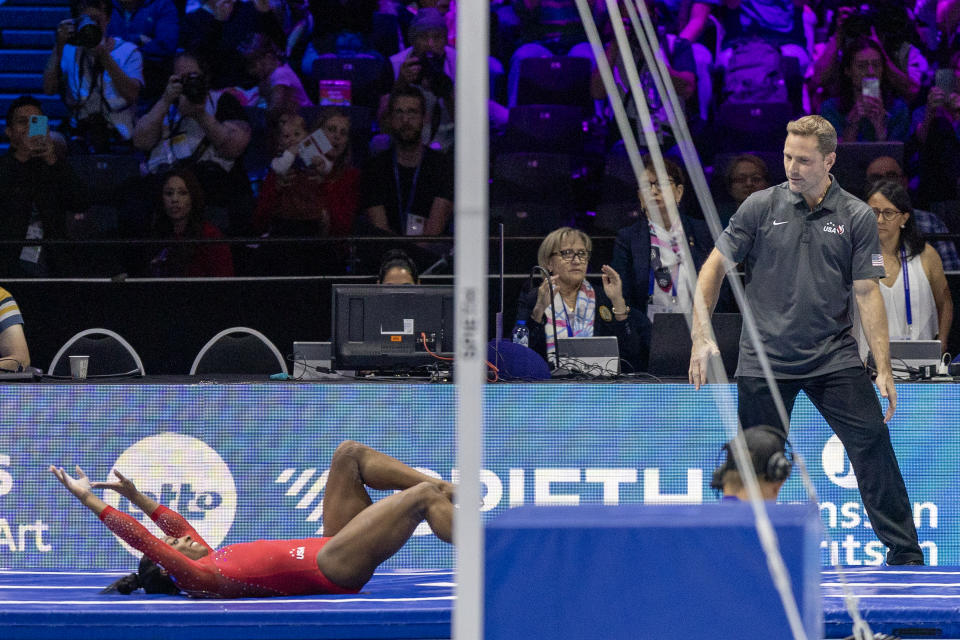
left=689, top=115, right=923, bottom=565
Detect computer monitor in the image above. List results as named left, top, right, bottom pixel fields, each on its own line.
left=331, top=284, right=455, bottom=371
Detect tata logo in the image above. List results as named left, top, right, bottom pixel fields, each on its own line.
left=104, top=433, right=237, bottom=558
left=822, top=222, right=845, bottom=235
left=822, top=434, right=858, bottom=489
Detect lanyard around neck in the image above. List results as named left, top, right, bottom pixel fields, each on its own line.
left=901, top=246, right=912, bottom=326
left=393, top=149, right=421, bottom=226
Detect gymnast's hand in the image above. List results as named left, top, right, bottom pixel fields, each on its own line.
left=688, top=338, right=720, bottom=390
left=92, top=469, right=139, bottom=500
left=49, top=465, right=94, bottom=500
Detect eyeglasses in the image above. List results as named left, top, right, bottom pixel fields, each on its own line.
left=639, top=179, right=676, bottom=192
left=867, top=171, right=903, bottom=182
left=872, top=207, right=903, bottom=220
left=730, top=174, right=765, bottom=185
left=552, top=249, right=591, bottom=262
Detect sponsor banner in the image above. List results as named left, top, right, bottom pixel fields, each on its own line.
left=0, top=384, right=954, bottom=570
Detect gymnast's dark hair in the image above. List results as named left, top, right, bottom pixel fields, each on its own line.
left=101, top=556, right=180, bottom=595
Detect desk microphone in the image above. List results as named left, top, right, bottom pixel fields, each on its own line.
left=531, top=265, right=561, bottom=370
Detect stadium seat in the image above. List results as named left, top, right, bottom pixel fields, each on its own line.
left=515, top=56, right=593, bottom=112
left=190, top=327, right=287, bottom=376
left=48, top=328, right=145, bottom=377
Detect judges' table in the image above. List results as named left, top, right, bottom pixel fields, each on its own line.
left=0, top=381, right=955, bottom=570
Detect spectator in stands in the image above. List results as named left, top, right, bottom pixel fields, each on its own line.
left=819, top=37, right=910, bottom=143
left=377, top=248, right=420, bottom=284
left=179, top=0, right=284, bottom=90
left=710, top=426, right=792, bottom=501
left=910, top=49, right=960, bottom=206
left=715, top=0, right=811, bottom=68
left=387, top=9, right=455, bottom=150
left=253, top=107, right=359, bottom=274
left=240, top=33, right=313, bottom=110
left=516, top=226, right=642, bottom=370
left=865, top=155, right=960, bottom=272
left=43, top=0, right=144, bottom=152
left=149, top=169, right=235, bottom=277
left=808, top=3, right=923, bottom=112
left=132, top=52, right=253, bottom=237
left=610, top=157, right=715, bottom=368
left=360, top=85, right=453, bottom=239
left=0, top=286, right=31, bottom=371
left=719, top=154, right=770, bottom=226
left=107, top=0, right=179, bottom=103
left=589, top=5, right=698, bottom=151
left=657, top=0, right=719, bottom=121
left=277, top=0, right=314, bottom=75
left=864, top=180, right=952, bottom=354
left=0, top=96, right=89, bottom=278
left=506, top=0, right=604, bottom=107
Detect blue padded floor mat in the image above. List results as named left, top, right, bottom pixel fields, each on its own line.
left=0, top=569, right=454, bottom=640
left=824, top=566, right=960, bottom=638
left=4, top=567, right=960, bottom=639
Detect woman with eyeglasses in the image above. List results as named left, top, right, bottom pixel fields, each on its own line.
left=515, top=226, right=642, bottom=372
left=864, top=180, right=952, bottom=354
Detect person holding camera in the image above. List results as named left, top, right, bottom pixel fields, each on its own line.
left=387, top=8, right=454, bottom=152
left=42, top=0, right=143, bottom=153
left=129, top=51, right=253, bottom=239
left=808, top=3, right=924, bottom=112
left=910, top=49, right=960, bottom=206
left=818, top=37, right=910, bottom=143
left=0, top=96, right=89, bottom=277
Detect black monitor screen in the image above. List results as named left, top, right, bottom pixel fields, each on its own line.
left=331, top=284, right=455, bottom=370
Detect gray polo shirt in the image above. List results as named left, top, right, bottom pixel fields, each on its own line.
left=716, top=177, right=885, bottom=378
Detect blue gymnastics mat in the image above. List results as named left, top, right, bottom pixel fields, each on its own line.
left=0, top=570, right=453, bottom=640
left=823, top=566, right=960, bottom=638
left=4, top=567, right=960, bottom=639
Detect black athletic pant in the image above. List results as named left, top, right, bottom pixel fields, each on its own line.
left=738, top=366, right=924, bottom=565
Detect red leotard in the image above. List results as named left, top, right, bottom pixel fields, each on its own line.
left=99, top=505, right=359, bottom=598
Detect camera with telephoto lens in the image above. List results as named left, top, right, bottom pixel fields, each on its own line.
left=180, top=72, right=208, bottom=105
left=68, top=14, right=102, bottom=49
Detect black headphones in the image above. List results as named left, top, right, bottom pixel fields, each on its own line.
left=710, top=425, right=793, bottom=491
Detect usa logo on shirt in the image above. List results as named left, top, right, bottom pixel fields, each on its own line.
left=872, top=254, right=884, bottom=267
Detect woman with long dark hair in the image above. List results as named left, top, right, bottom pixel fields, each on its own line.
left=819, top=37, right=910, bottom=143
left=864, top=180, right=952, bottom=353
left=149, top=168, right=234, bottom=277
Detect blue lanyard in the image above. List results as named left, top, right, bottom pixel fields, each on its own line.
left=393, top=150, right=421, bottom=228
left=901, top=246, right=912, bottom=326
left=560, top=294, right=575, bottom=337
left=648, top=267, right=678, bottom=299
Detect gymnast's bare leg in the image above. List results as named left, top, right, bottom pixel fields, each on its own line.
left=316, top=441, right=454, bottom=590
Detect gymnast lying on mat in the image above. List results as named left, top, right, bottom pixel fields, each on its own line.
left=50, top=440, right=454, bottom=598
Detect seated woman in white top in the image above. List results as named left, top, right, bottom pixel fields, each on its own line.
left=865, top=180, right=953, bottom=354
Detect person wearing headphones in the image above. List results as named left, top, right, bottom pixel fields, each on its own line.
left=711, top=425, right=792, bottom=502
left=377, top=248, right=420, bottom=285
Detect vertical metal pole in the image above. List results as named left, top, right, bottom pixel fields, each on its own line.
left=453, top=2, right=489, bottom=639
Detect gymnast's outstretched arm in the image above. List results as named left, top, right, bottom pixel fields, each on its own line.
left=93, top=469, right=159, bottom=516
left=50, top=465, right=108, bottom=516
left=94, top=470, right=209, bottom=544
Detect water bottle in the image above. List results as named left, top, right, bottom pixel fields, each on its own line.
left=512, top=320, right=529, bottom=347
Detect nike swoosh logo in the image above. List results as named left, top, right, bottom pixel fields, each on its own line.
left=773, top=221, right=789, bottom=226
